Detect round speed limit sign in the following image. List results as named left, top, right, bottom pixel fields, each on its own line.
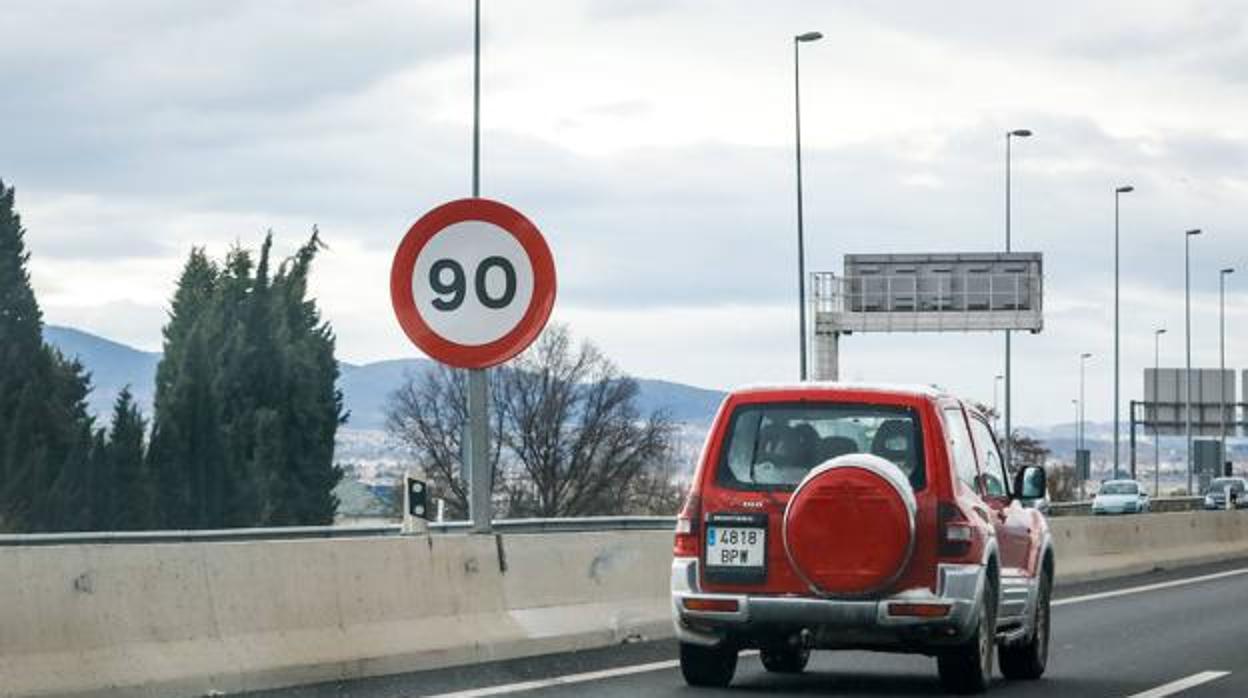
left=390, top=198, right=556, bottom=368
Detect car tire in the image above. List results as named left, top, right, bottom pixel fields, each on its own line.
left=999, top=569, right=1051, bottom=680
left=679, top=641, right=738, bottom=687
left=938, top=576, right=996, bottom=694
left=761, top=644, right=810, bottom=674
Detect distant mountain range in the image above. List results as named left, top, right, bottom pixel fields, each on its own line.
left=43, top=326, right=728, bottom=430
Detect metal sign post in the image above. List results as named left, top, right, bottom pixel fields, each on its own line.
left=467, top=369, right=490, bottom=533
left=468, top=0, right=488, bottom=534
left=391, top=2, right=555, bottom=535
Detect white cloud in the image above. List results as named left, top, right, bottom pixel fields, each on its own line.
left=6, top=0, right=1247, bottom=428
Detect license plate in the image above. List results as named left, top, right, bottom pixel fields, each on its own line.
left=706, top=526, right=766, bottom=568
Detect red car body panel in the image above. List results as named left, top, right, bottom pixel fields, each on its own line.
left=685, top=385, right=1046, bottom=597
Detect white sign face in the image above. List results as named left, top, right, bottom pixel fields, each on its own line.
left=411, top=220, right=536, bottom=346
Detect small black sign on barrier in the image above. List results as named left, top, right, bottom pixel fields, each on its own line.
left=406, top=477, right=430, bottom=520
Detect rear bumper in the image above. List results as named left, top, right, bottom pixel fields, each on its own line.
left=670, top=558, right=984, bottom=651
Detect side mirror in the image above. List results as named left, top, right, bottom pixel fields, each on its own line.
left=1015, top=465, right=1046, bottom=500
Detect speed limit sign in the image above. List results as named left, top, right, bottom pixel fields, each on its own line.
left=390, top=198, right=556, bottom=368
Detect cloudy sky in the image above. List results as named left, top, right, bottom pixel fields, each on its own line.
left=5, top=0, right=1246, bottom=426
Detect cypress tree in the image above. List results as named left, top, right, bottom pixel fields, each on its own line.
left=214, top=244, right=265, bottom=526
left=268, top=230, right=344, bottom=524
left=0, top=179, right=95, bottom=532
left=149, top=231, right=342, bottom=529
left=149, top=249, right=220, bottom=529
left=105, top=387, right=149, bottom=530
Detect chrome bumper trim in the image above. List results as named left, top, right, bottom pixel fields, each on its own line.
left=671, top=558, right=985, bottom=647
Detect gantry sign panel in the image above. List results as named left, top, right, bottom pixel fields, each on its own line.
left=812, top=252, right=1043, bottom=335
left=1141, top=368, right=1241, bottom=437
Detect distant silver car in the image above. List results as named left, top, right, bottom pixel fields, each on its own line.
left=1203, top=478, right=1248, bottom=510
left=1092, top=479, right=1149, bottom=515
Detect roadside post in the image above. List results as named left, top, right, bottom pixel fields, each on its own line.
left=390, top=198, right=556, bottom=534
left=402, top=471, right=430, bottom=535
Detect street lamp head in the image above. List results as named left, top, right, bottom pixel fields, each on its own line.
left=1081, top=352, right=1093, bottom=359
left=1221, top=267, right=1235, bottom=275
left=1116, top=185, right=1134, bottom=194
left=1156, top=328, right=1167, bottom=336
left=1186, top=228, right=1202, bottom=236
left=1009, top=129, right=1033, bottom=138
left=796, top=31, right=823, bottom=42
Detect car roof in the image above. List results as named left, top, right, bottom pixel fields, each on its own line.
left=729, top=381, right=951, bottom=401
left=1101, top=479, right=1140, bottom=485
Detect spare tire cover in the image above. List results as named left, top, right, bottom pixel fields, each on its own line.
left=783, top=453, right=917, bottom=596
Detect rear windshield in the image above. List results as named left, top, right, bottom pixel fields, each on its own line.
left=1100, top=482, right=1139, bottom=495
left=715, top=403, right=925, bottom=491
left=1210, top=479, right=1245, bottom=493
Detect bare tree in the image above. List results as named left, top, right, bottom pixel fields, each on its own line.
left=385, top=325, right=679, bottom=519
left=622, top=434, right=693, bottom=515
left=497, top=325, right=675, bottom=517
left=384, top=364, right=505, bottom=520
left=1009, top=432, right=1050, bottom=473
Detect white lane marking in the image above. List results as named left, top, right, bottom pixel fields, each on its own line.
left=422, top=652, right=758, bottom=698
left=1054, top=567, right=1248, bottom=607
left=1125, top=671, right=1230, bottom=698
left=423, top=567, right=1248, bottom=697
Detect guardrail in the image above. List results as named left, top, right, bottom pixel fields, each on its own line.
left=0, top=516, right=678, bottom=546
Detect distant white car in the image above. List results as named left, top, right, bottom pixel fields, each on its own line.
left=1092, top=479, right=1149, bottom=515
left=1203, top=477, right=1248, bottom=510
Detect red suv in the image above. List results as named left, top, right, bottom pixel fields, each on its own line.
left=671, top=384, right=1053, bottom=694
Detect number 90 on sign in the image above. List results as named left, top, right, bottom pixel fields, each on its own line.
left=413, top=220, right=535, bottom=346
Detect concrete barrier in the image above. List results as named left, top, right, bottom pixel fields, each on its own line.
left=0, top=531, right=673, bottom=698
left=3, top=512, right=1247, bottom=698
left=1051, top=510, right=1248, bottom=583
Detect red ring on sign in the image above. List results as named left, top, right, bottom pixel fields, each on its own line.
left=390, top=198, right=556, bottom=369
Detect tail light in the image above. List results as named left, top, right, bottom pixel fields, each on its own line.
left=937, top=501, right=974, bottom=557
left=682, top=597, right=739, bottom=613
left=673, top=493, right=702, bottom=558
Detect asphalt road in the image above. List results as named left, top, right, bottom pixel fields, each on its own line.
left=246, top=558, right=1248, bottom=698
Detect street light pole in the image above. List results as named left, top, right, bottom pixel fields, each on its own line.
left=466, top=0, right=492, bottom=534
left=1073, top=399, right=1080, bottom=446
left=1185, top=229, right=1202, bottom=494
left=1073, top=398, right=1085, bottom=500
left=1154, top=328, right=1166, bottom=496
left=1113, top=186, right=1134, bottom=479
left=1004, top=128, right=1032, bottom=470
left=1080, top=352, right=1092, bottom=474
left=1220, top=267, right=1235, bottom=473
left=794, top=31, right=822, bottom=381
left=994, top=374, right=1004, bottom=432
